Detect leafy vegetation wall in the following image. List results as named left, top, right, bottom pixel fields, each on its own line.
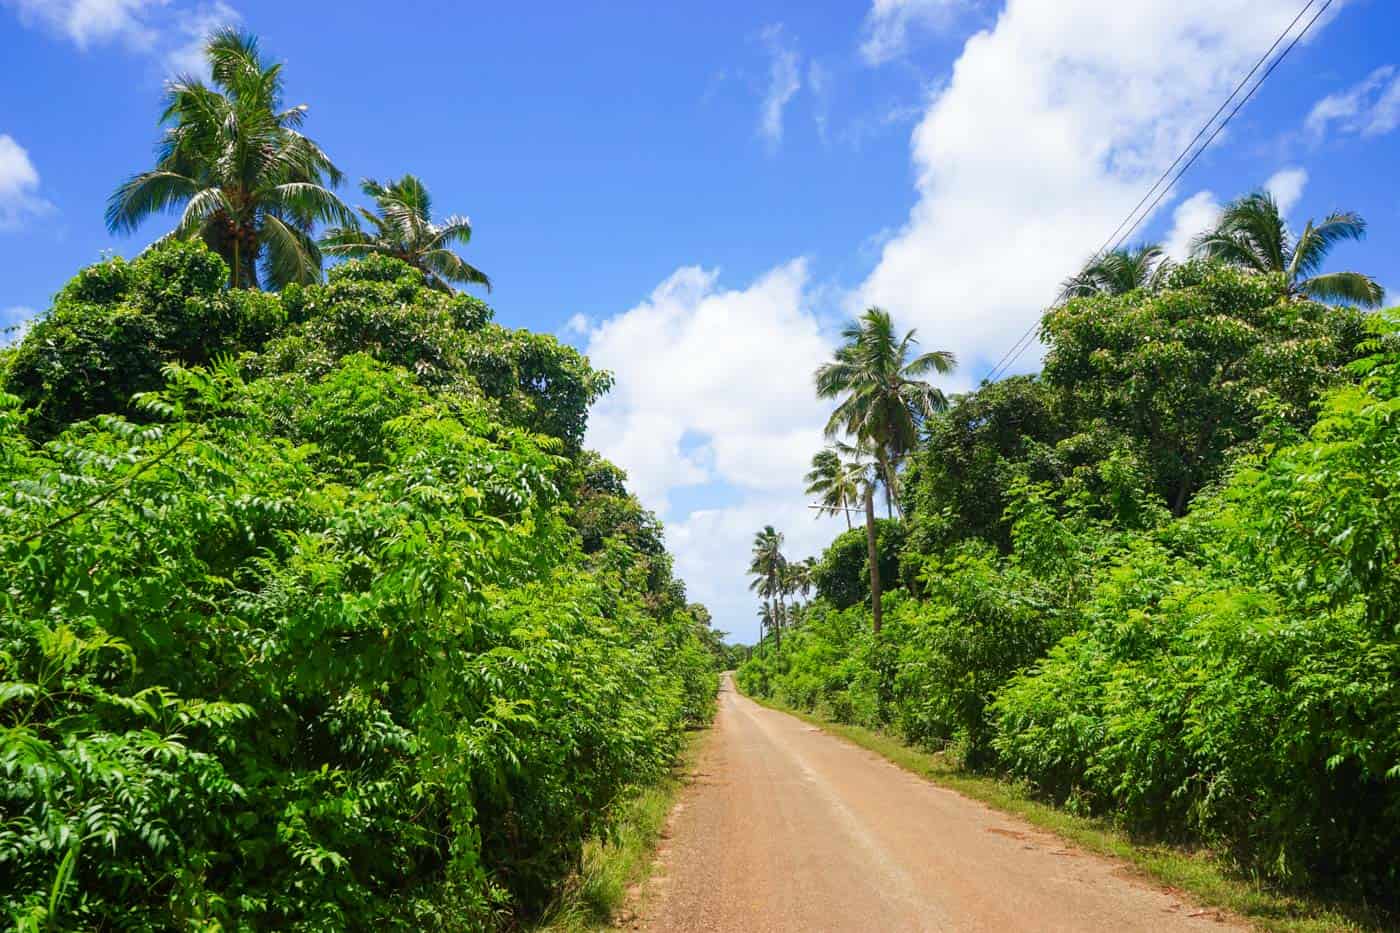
left=0, top=244, right=720, bottom=930
left=739, top=262, right=1400, bottom=905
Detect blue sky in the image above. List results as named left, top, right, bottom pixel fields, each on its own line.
left=3, top=0, right=1400, bottom=642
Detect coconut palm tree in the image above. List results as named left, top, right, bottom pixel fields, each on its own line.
left=814, top=307, right=955, bottom=518
left=321, top=175, right=491, bottom=292
left=756, top=603, right=777, bottom=647
left=804, top=445, right=869, bottom=530
left=1190, top=190, right=1384, bottom=307
left=748, top=526, right=787, bottom=648
left=790, top=557, right=816, bottom=602
left=1060, top=244, right=1172, bottom=301
left=106, top=29, right=352, bottom=289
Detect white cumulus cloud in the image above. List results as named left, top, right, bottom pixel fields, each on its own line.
left=1306, top=65, right=1400, bottom=139
left=1264, top=166, right=1307, bottom=215
left=856, top=0, right=1336, bottom=384
left=581, top=261, right=843, bottom=641
left=1165, top=190, right=1222, bottom=261
left=0, top=135, right=53, bottom=231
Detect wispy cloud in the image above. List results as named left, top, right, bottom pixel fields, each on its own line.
left=757, top=24, right=802, bottom=153
left=859, top=0, right=965, bottom=66
left=164, top=1, right=239, bottom=74
left=1306, top=65, right=1400, bottom=140
left=3, top=0, right=239, bottom=74
left=0, top=135, right=53, bottom=232
left=808, top=60, right=832, bottom=144
left=3, top=0, right=160, bottom=50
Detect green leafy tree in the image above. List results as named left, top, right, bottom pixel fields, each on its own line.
left=106, top=29, right=351, bottom=289
left=1060, top=244, right=1172, bottom=300
left=3, top=242, right=282, bottom=437
left=906, top=375, right=1065, bottom=554
left=1191, top=190, right=1384, bottom=307
left=322, top=175, right=490, bottom=292
left=811, top=519, right=906, bottom=612
left=1043, top=261, right=1367, bottom=515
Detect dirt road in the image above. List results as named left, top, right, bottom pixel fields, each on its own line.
left=638, top=675, right=1240, bottom=932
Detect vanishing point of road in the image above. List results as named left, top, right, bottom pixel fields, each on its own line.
left=636, top=674, right=1241, bottom=933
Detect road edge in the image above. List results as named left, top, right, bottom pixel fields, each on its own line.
left=532, top=700, right=718, bottom=932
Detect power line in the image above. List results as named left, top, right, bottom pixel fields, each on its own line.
left=1084, top=0, right=1320, bottom=264
left=980, top=0, right=1331, bottom=386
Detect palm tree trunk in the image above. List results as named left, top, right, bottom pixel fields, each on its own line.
left=231, top=238, right=241, bottom=289
left=876, top=448, right=902, bottom=520
left=864, top=482, right=882, bottom=635
left=776, top=591, right=784, bottom=645
left=772, top=596, right=781, bottom=651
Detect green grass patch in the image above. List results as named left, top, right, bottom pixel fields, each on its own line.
left=532, top=727, right=708, bottom=932
left=739, top=690, right=1391, bottom=933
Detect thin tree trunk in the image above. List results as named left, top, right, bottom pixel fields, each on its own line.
left=776, top=588, right=786, bottom=646
left=772, top=597, right=781, bottom=651
left=232, top=238, right=241, bottom=289
left=865, top=483, right=882, bottom=635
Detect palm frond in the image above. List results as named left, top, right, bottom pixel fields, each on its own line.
left=172, top=187, right=234, bottom=240
left=319, top=226, right=378, bottom=257
left=1290, top=211, right=1368, bottom=281
left=1298, top=272, right=1385, bottom=308
left=260, top=212, right=322, bottom=288
left=265, top=181, right=355, bottom=227
left=105, top=171, right=200, bottom=234
left=421, top=249, right=491, bottom=292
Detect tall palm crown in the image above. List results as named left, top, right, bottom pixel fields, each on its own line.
left=814, top=307, right=955, bottom=514
left=804, top=442, right=872, bottom=530
left=1060, top=244, right=1172, bottom=300
left=747, top=526, right=787, bottom=601
left=106, top=29, right=350, bottom=289
left=321, top=175, right=491, bottom=292
left=748, top=526, right=788, bottom=637
left=1190, top=190, right=1384, bottom=307
left=755, top=604, right=776, bottom=643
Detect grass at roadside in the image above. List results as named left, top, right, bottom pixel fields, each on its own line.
left=532, top=726, right=709, bottom=932
left=739, top=689, right=1390, bottom=933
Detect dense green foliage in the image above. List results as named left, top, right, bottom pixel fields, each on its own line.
left=1, top=245, right=717, bottom=930
left=740, top=261, right=1399, bottom=905
left=811, top=520, right=905, bottom=610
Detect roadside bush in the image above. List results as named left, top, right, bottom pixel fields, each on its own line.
left=993, top=316, right=1400, bottom=900
left=0, top=249, right=718, bottom=929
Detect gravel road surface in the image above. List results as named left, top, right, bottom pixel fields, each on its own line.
left=637, top=674, right=1241, bottom=932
